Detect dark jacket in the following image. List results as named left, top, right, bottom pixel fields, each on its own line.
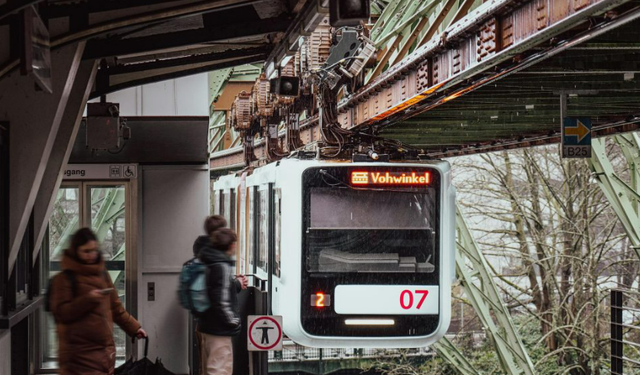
left=50, top=250, right=141, bottom=375
left=196, top=242, right=242, bottom=336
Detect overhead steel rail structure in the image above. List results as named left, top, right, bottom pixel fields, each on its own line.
left=210, top=0, right=640, bottom=169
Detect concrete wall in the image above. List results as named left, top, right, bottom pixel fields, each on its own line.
left=0, top=330, right=10, bottom=375
left=138, top=165, right=210, bottom=374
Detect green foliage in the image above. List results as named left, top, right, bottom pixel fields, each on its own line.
left=366, top=315, right=569, bottom=374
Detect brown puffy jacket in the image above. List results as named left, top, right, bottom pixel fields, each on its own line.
left=50, top=250, right=141, bottom=375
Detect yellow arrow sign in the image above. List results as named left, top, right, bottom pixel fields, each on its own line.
left=565, top=119, right=590, bottom=142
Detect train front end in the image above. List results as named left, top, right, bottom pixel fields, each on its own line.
left=286, top=161, right=456, bottom=348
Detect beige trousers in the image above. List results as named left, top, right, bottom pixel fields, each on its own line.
left=200, top=332, right=233, bottom=375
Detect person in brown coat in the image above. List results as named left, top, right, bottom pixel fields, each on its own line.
left=50, top=228, right=147, bottom=375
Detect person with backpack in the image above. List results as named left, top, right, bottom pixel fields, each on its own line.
left=49, top=228, right=147, bottom=375
left=197, top=228, right=243, bottom=375
left=182, top=215, right=247, bottom=374
left=193, top=215, right=228, bottom=258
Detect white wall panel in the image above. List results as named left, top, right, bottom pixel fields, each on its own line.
left=140, top=80, right=176, bottom=116
left=175, top=74, right=209, bottom=116
left=139, top=165, right=209, bottom=374
left=88, top=74, right=208, bottom=117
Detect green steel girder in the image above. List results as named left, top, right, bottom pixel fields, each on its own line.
left=366, top=0, right=480, bottom=82
left=588, top=133, right=640, bottom=258
left=91, top=188, right=126, bottom=295
left=209, top=111, right=227, bottom=153
left=449, top=205, right=536, bottom=375
left=92, top=188, right=126, bottom=242
left=432, top=337, right=478, bottom=375
left=52, top=215, right=79, bottom=260
left=208, top=64, right=262, bottom=152
left=209, top=67, right=233, bottom=114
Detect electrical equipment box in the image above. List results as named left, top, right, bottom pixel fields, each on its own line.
left=86, top=102, right=121, bottom=151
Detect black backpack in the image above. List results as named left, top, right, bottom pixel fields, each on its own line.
left=44, top=270, right=78, bottom=312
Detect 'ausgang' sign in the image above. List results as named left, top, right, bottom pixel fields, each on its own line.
left=351, top=171, right=431, bottom=186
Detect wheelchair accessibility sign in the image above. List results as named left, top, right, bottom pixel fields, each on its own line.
left=247, top=315, right=283, bottom=351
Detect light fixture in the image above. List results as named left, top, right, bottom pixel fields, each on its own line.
left=345, top=319, right=395, bottom=326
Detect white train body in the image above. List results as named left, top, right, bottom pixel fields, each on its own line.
left=213, top=158, right=456, bottom=348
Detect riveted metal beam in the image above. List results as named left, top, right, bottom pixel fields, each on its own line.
left=210, top=0, right=638, bottom=167
left=84, top=17, right=288, bottom=59
left=454, top=204, right=536, bottom=375
left=432, top=337, right=479, bottom=375
left=588, top=134, right=640, bottom=258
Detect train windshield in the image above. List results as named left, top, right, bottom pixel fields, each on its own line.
left=307, top=187, right=437, bottom=273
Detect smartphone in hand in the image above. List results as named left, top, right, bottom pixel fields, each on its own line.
left=98, top=288, right=114, bottom=295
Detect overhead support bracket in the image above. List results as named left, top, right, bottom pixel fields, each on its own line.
left=31, top=59, right=99, bottom=265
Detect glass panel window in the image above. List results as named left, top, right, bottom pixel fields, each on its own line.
left=273, top=188, right=281, bottom=277
left=307, top=188, right=436, bottom=274
left=89, top=185, right=127, bottom=362
left=257, top=188, right=267, bottom=273
left=219, top=190, right=225, bottom=217
left=230, top=189, right=236, bottom=231
left=247, top=188, right=255, bottom=273
left=42, top=186, right=81, bottom=369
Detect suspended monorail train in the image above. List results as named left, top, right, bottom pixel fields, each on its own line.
left=213, top=158, right=455, bottom=348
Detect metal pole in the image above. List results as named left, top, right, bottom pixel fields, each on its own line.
left=611, top=289, right=624, bottom=375
left=560, top=93, right=567, bottom=158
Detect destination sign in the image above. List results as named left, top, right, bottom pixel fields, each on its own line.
left=351, top=171, right=431, bottom=186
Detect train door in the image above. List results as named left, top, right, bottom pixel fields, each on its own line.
left=270, top=185, right=281, bottom=314
left=254, top=184, right=269, bottom=281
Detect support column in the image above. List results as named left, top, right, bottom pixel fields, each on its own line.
left=432, top=337, right=477, bottom=375
left=454, top=205, right=535, bottom=375
left=589, top=135, right=640, bottom=259
left=31, top=59, right=99, bottom=264
left=0, top=41, right=86, bottom=277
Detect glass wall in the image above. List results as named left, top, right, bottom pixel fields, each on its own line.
left=40, top=182, right=129, bottom=370
left=42, top=185, right=81, bottom=369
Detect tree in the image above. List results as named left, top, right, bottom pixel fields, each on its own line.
left=453, top=143, right=632, bottom=374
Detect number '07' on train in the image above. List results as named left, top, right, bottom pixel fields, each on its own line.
left=213, top=159, right=456, bottom=348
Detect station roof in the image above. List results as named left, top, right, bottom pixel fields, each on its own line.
left=0, top=0, right=311, bottom=98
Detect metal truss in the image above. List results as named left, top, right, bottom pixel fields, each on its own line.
left=436, top=205, right=536, bottom=375
left=367, top=0, right=478, bottom=83
left=589, top=133, right=640, bottom=258
left=210, top=0, right=639, bottom=168
left=432, top=337, right=478, bottom=375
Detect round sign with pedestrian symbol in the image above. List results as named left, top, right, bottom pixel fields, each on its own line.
left=247, top=315, right=283, bottom=351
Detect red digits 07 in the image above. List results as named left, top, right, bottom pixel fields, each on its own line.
left=400, top=290, right=429, bottom=310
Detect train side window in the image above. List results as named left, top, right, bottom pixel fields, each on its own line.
left=219, top=190, right=225, bottom=217
left=213, top=189, right=220, bottom=215
left=230, top=189, right=236, bottom=231
left=272, top=187, right=281, bottom=277
left=248, top=188, right=255, bottom=273
left=256, top=187, right=268, bottom=274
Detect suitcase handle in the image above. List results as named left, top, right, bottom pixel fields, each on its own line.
left=131, top=336, right=149, bottom=358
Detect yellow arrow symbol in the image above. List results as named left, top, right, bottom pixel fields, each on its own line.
left=565, top=119, right=590, bottom=142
